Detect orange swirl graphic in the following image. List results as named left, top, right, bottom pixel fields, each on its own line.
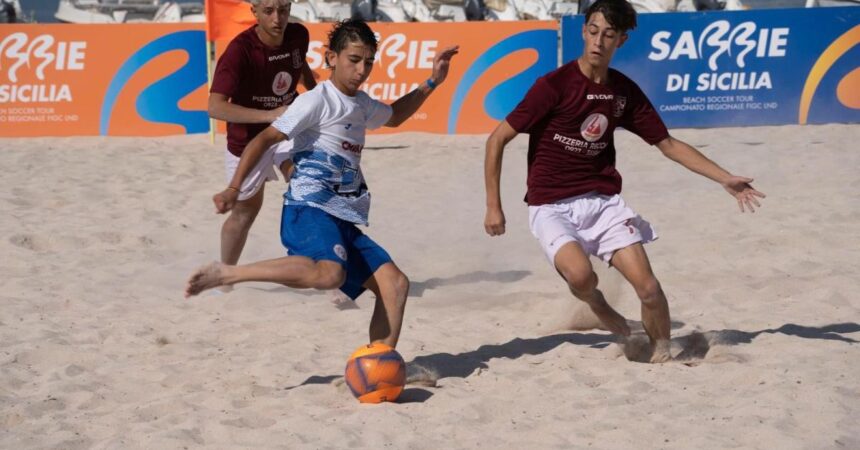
left=799, top=25, right=860, bottom=124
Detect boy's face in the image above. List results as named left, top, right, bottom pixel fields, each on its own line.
left=581, top=12, right=628, bottom=67
left=253, top=0, right=290, bottom=38
left=327, top=41, right=376, bottom=96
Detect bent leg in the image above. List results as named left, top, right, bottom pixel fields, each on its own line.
left=221, top=188, right=264, bottom=265
left=185, top=258, right=345, bottom=298
left=363, top=262, right=409, bottom=348
left=610, top=243, right=671, bottom=363
left=555, top=242, right=631, bottom=337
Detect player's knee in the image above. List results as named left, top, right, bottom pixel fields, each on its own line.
left=391, top=270, right=409, bottom=302
left=228, top=207, right=259, bottom=229
left=635, top=277, right=663, bottom=307
left=564, top=270, right=597, bottom=294
left=313, top=264, right=346, bottom=290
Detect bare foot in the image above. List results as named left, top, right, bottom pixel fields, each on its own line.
left=589, top=302, right=631, bottom=336
left=649, top=339, right=672, bottom=363
left=185, top=262, right=228, bottom=298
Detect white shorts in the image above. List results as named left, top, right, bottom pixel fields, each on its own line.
left=223, top=140, right=294, bottom=201
left=528, top=192, right=657, bottom=266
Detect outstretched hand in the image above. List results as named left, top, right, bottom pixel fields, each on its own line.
left=429, top=46, right=460, bottom=86
left=213, top=188, right=240, bottom=214
left=723, top=176, right=766, bottom=213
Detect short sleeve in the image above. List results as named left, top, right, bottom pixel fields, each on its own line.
left=210, top=39, right=245, bottom=97
left=292, top=23, right=311, bottom=54
left=364, top=98, right=393, bottom=130
left=271, top=91, right=324, bottom=139
left=505, top=76, right=560, bottom=133
left=619, top=81, right=669, bottom=145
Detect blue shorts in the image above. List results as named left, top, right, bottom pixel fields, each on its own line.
left=280, top=204, right=392, bottom=300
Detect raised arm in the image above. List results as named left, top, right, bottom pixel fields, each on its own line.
left=213, top=126, right=288, bottom=214
left=386, top=46, right=459, bottom=127
left=484, top=120, right=519, bottom=236
left=208, top=93, right=285, bottom=124
left=655, top=135, right=766, bottom=213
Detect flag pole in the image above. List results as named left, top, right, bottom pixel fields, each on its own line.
left=206, top=38, right=215, bottom=145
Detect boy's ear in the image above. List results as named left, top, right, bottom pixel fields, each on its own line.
left=325, top=49, right=336, bottom=68
left=618, top=33, right=628, bottom=48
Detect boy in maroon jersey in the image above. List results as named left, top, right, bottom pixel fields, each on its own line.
left=483, top=0, right=765, bottom=362
left=209, top=0, right=316, bottom=290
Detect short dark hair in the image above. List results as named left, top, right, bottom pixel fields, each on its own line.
left=585, top=0, right=637, bottom=33
left=327, top=18, right=378, bottom=54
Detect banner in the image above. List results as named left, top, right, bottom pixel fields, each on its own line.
left=216, top=20, right=559, bottom=134
left=562, top=7, right=860, bottom=127
left=206, top=0, right=254, bottom=41
left=0, top=24, right=208, bottom=137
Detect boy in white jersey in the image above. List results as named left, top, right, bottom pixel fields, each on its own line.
left=185, top=19, right=459, bottom=349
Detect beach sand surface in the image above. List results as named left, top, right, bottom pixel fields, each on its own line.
left=1, top=124, right=858, bottom=449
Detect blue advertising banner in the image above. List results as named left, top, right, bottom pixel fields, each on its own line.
left=562, top=8, right=860, bottom=128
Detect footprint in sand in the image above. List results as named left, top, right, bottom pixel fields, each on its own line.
left=618, top=330, right=747, bottom=365
left=94, top=231, right=123, bottom=245
left=9, top=233, right=90, bottom=252
left=24, top=396, right=66, bottom=418
left=64, top=364, right=86, bottom=377
left=9, top=234, right=44, bottom=251
left=220, top=415, right=277, bottom=429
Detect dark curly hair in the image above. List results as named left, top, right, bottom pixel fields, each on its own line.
left=327, top=19, right=378, bottom=62
left=585, top=0, right=637, bottom=33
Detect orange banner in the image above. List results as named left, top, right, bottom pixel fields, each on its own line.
left=215, top=20, right=558, bottom=134
left=0, top=23, right=208, bottom=137
left=206, top=0, right=255, bottom=41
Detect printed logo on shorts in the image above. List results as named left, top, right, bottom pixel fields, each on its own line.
left=613, top=96, right=627, bottom=118
left=272, top=72, right=293, bottom=97
left=580, top=113, right=608, bottom=142
left=334, top=244, right=347, bottom=261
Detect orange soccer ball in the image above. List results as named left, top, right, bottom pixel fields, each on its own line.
left=344, top=342, right=406, bottom=404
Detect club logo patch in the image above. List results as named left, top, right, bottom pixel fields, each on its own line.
left=613, top=95, right=627, bottom=118
left=272, top=71, right=293, bottom=96
left=580, top=113, right=608, bottom=142
left=334, top=244, right=347, bottom=261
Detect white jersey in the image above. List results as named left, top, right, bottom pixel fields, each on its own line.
left=272, top=80, right=392, bottom=225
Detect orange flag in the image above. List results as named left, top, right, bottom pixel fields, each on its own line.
left=206, top=0, right=256, bottom=41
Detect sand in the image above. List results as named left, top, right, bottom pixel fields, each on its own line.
left=1, top=124, right=858, bottom=449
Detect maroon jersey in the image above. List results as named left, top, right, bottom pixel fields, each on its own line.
left=506, top=61, right=669, bottom=205
left=211, top=24, right=310, bottom=156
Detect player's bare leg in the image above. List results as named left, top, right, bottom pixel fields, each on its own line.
left=611, top=243, right=672, bottom=363
left=555, top=242, right=631, bottom=337
left=363, top=262, right=409, bottom=348
left=185, top=258, right=345, bottom=298
left=219, top=187, right=264, bottom=293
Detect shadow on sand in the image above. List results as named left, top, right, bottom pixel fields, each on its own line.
left=622, top=322, right=860, bottom=363
left=410, top=270, right=532, bottom=297
left=243, top=269, right=533, bottom=299
left=281, top=323, right=859, bottom=398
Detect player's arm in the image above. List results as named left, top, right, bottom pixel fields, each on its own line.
left=386, top=46, right=459, bottom=127
left=655, top=136, right=766, bottom=213
left=300, top=62, right=317, bottom=91
left=484, top=120, right=518, bottom=236
left=214, top=126, right=288, bottom=214
left=208, top=93, right=285, bottom=124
